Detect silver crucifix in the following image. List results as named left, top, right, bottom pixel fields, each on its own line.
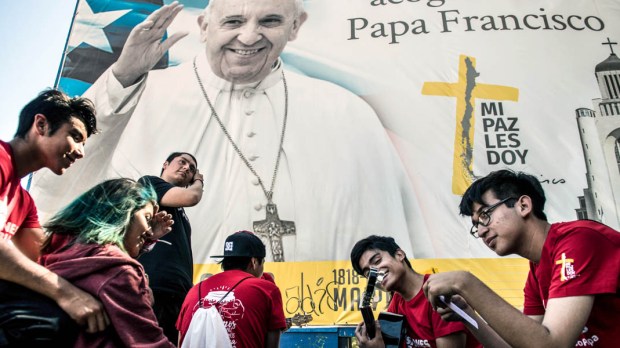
left=253, top=203, right=296, bottom=262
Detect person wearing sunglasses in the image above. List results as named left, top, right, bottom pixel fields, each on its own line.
left=423, top=169, right=619, bottom=348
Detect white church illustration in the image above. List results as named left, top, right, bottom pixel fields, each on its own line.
left=575, top=38, right=620, bottom=230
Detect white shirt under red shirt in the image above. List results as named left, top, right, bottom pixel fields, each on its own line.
left=523, top=220, right=620, bottom=348
left=0, top=140, right=40, bottom=239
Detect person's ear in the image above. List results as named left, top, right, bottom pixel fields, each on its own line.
left=288, top=12, right=307, bottom=41
left=247, top=257, right=261, bottom=275
left=197, top=14, right=209, bottom=43
left=395, top=249, right=406, bottom=262
left=517, top=195, right=532, bottom=217
left=253, top=257, right=263, bottom=269
left=162, top=161, right=170, bottom=172
left=33, top=114, right=49, bottom=136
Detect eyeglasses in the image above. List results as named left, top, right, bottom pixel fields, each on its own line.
left=470, top=197, right=517, bottom=238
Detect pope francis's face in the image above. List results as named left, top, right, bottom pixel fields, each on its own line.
left=198, top=0, right=307, bottom=84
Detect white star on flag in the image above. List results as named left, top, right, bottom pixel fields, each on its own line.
left=67, top=1, right=131, bottom=53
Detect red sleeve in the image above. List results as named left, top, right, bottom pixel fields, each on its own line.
left=261, top=272, right=275, bottom=283
left=523, top=265, right=545, bottom=316
left=548, top=228, right=619, bottom=298
left=20, top=193, right=40, bottom=229
left=268, top=284, right=286, bottom=331
left=99, top=265, right=174, bottom=347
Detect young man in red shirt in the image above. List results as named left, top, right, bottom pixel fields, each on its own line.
left=177, top=231, right=286, bottom=347
left=352, top=235, right=481, bottom=348
left=424, top=169, right=619, bottom=348
left=1, top=89, right=107, bottom=339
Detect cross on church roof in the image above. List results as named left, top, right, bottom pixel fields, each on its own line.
left=602, top=37, right=617, bottom=55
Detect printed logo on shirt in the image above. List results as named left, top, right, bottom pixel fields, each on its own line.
left=0, top=197, right=18, bottom=240
left=554, top=252, right=577, bottom=281
left=575, top=335, right=600, bottom=347
left=199, top=288, right=246, bottom=348
left=575, top=326, right=600, bottom=347
left=405, top=336, right=431, bottom=348
left=180, top=207, right=189, bottom=221
left=0, top=196, right=8, bottom=234
left=225, top=241, right=234, bottom=252
left=2, top=222, right=18, bottom=239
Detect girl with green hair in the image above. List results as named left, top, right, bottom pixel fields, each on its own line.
left=38, top=178, right=176, bottom=347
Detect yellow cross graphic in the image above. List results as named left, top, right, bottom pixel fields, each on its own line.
left=555, top=253, right=574, bottom=281
left=422, top=55, right=519, bottom=194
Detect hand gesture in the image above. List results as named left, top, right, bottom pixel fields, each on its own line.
left=192, top=169, right=204, bottom=187
left=355, top=321, right=385, bottom=348
left=435, top=294, right=473, bottom=323
left=112, top=1, right=188, bottom=87
left=150, top=207, right=174, bottom=240
left=139, top=207, right=173, bottom=255
left=423, top=271, right=470, bottom=310
left=56, top=282, right=110, bottom=333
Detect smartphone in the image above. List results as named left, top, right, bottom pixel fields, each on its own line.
left=378, top=312, right=406, bottom=348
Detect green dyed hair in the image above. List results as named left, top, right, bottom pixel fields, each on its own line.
left=43, top=178, right=157, bottom=252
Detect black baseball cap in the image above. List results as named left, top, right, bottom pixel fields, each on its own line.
left=210, top=231, right=266, bottom=258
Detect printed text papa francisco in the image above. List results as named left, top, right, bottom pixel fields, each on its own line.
left=348, top=0, right=606, bottom=44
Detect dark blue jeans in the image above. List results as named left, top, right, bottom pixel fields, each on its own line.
left=0, top=280, right=78, bottom=347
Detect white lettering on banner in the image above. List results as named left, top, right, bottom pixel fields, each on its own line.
left=481, top=102, right=529, bottom=166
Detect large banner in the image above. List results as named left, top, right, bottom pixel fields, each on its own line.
left=30, top=0, right=620, bottom=324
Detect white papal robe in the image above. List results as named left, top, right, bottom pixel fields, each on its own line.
left=30, top=53, right=434, bottom=262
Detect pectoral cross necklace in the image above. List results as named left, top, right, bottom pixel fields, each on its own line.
left=193, top=58, right=295, bottom=262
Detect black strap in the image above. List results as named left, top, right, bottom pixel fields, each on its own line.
left=198, top=276, right=252, bottom=309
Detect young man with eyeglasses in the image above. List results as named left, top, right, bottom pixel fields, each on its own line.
left=422, top=169, right=619, bottom=348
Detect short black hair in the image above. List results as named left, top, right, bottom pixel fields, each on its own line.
left=160, top=152, right=198, bottom=175
left=14, top=89, right=97, bottom=138
left=459, top=169, right=547, bottom=221
left=350, top=235, right=413, bottom=276
left=220, top=256, right=264, bottom=271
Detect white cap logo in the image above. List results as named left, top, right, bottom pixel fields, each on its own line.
left=224, top=241, right=234, bottom=251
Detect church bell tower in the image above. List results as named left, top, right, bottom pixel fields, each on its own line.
left=574, top=38, right=620, bottom=230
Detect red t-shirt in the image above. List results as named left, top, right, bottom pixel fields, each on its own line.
left=523, top=221, right=620, bottom=347
left=0, top=140, right=40, bottom=239
left=177, top=269, right=286, bottom=348
left=387, top=274, right=481, bottom=348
